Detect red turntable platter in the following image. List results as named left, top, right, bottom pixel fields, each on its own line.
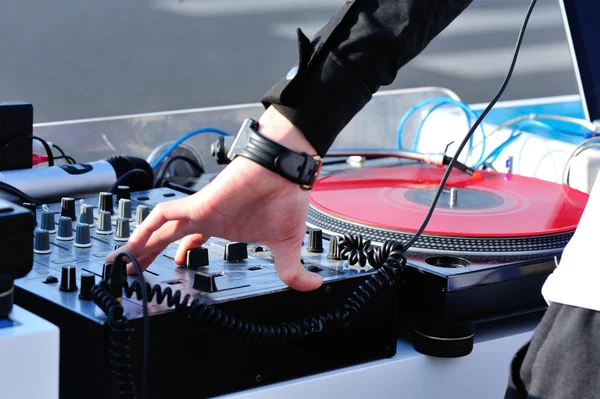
left=309, top=165, right=589, bottom=238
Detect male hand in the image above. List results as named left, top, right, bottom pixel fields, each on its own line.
left=106, top=106, right=323, bottom=292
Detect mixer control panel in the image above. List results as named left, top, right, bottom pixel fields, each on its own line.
left=18, top=187, right=380, bottom=321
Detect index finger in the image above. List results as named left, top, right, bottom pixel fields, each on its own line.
left=126, top=198, right=192, bottom=254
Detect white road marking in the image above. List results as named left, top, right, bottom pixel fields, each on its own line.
left=411, top=42, right=573, bottom=79
left=269, top=5, right=562, bottom=40
left=152, top=0, right=345, bottom=17
left=442, top=6, right=562, bottom=36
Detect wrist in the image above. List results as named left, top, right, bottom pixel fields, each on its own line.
left=258, top=106, right=318, bottom=155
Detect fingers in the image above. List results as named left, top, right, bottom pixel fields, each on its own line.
left=106, top=198, right=195, bottom=268
left=269, top=241, right=323, bottom=292
left=126, top=200, right=192, bottom=255
left=174, top=234, right=210, bottom=265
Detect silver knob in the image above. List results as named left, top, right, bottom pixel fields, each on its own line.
left=74, top=223, right=92, bottom=248
left=57, top=216, right=74, bottom=241
left=34, top=229, right=51, bottom=254
left=96, top=210, right=113, bottom=235
left=118, top=199, right=132, bottom=219
left=115, top=218, right=131, bottom=242
left=79, top=204, right=95, bottom=226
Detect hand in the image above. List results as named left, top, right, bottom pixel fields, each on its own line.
left=106, top=106, right=323, bottom=292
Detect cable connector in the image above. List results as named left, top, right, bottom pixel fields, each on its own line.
left=32, top=153, right=48, bottom=166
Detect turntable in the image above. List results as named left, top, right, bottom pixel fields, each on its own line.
left=307, top=164, right=589, bottom=356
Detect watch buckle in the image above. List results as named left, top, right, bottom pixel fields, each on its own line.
left=300, top=156, right=323, bottom=191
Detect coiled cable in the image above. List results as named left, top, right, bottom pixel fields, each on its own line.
left=91, top=280, right=138, bottom=399
left=115, top=236, right=405, bottom=343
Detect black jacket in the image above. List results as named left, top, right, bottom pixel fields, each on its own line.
left=262, top=0, right=473, bottom=156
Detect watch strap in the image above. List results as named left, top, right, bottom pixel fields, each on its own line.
left=237, top=128, right=322, bottom=190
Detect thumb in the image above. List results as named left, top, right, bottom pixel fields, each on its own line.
left=269, top=241, right=323, bottom=292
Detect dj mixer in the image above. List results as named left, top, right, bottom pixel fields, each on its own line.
left=14, top=187, right=398, bottom=399
left=10, top=151, right=591, bottom=399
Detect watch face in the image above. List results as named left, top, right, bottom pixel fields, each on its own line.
left=227, top=118, right=255, bottom=161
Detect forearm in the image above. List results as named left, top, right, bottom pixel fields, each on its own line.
left=262, top=0, right=473, bottom=156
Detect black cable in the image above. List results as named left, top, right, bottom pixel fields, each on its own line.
left=91, top=281, right=138, bottom=399
left=403, top=0, right=538, bottom=250
left=109, top=169, right=153, bottom=194
left=92, top=242, right=402, bottom=395
left=52, top=144, right=77, bottom=164
left=118, top=253, right=149, bottom=399
left=54, top=155, right=77, bottom=164
left=154, top=155, right=204, bottom=188
left=113, top=240, right=404, bottom=344
left=0, top=135, right=54, bottom=167
left=92, top=253, right=149, bottom=399
left=0, top=181, right=41, bottom=205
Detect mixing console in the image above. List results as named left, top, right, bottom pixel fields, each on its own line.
left=14, top=187, right=398, bottom=399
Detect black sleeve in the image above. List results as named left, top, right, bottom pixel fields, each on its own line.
left=262, top=0, right=473, bottom=157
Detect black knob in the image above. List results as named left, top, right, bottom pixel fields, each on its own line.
left=116, top=185, right=131, bottom=201
left=327, top=235, right=342, bottom=260
left=40, top=210, right=56, bottom=233
left=307, top=229, right=324, bottom=253
left=61, top=197, right=76, bottom=220
left=185, top=247, right=209, bottom=270
left=102, top=263, right=113, bottom=280
left=22, top=202, right=37, bottom=225
left=99, top=192, right=114, bottom=215
left=60, top=265, right=78, bottom=292
left=79, top=204, right=94, bottom=226
left=34, top=229, right=51, bottom=254
left=102, top=262, right=126, bottom=280
left=224, top=242, right=247, bottom=262
left=79, top=272, right=95, bottom=300
left=57, top=216, right=74, bottom=241
left=193, top=271, right=218, bottom=293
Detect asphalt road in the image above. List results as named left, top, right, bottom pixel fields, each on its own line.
left=0, top=0, right=579, bottom=123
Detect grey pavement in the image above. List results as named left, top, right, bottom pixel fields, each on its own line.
left=0, top=0, right=578, bottom=123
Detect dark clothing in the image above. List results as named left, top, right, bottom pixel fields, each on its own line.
left=505, top=303, right=600, bottom=399
left=261, top=0, right=473, bottom=156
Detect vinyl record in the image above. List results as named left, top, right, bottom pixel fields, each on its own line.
left=307, top=165, right=589, bottom=257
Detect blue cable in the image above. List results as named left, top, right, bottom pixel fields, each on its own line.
left=474, top=120, right=552, bottom=168
left=414, top=102, right=485, bottom=165
left=396, top=97, right=486, bottom=165
left=151, top=127, right=231, bottom=169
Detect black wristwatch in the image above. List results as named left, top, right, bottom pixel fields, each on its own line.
left=227, top=118, right=322, bottom=190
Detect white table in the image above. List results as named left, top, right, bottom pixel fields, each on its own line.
left=217, top=313, right=539, bottom=399
left=0, top=305, right=59, bottom=399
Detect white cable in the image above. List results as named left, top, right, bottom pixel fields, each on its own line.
left=562, top=137, right=600, bottom=185
left=466, top=114, right=598, bottom=161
